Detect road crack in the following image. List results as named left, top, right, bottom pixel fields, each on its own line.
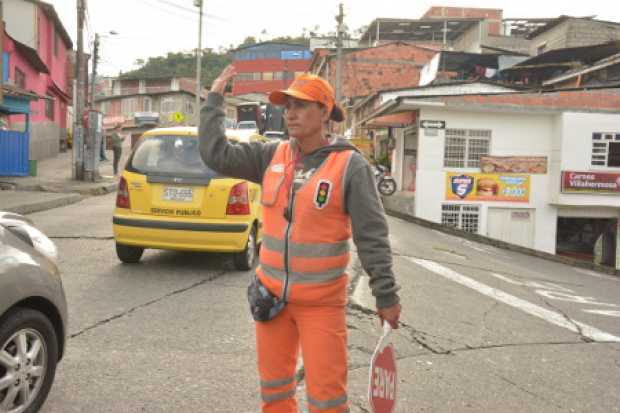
left=350, top=400, right=371, bottom=413
left=349, top=344, right=374, bottom=355
left=535, top=295, right=594, bottom=343
left=392, top=251, right=523, bottom=279
left=70, top=270, right=227, bottom=339
left=479, top=300, right=499, bottom=344
left=496, top=374, right=567, bottom=410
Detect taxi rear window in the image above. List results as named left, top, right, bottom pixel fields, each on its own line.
left=127, top=135, right=218, bottom=178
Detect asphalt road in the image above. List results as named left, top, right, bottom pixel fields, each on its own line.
left=27, top=193, right=620, bottom=412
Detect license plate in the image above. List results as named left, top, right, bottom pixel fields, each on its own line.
left=162, top=187, right=193, bottom=202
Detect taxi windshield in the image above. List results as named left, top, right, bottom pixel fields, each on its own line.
left=129, top=135, right=217, bottom=177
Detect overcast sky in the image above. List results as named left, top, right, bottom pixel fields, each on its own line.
left=49, top=0, right=620, bottom=76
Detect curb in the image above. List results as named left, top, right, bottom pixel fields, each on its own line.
left=5, top=194, right=83, bottom=215
left=384, top=207, right=620, bottom=278
left=1, top=182, right=118, bottom=196
left=75, top=182, right=118, bottom=196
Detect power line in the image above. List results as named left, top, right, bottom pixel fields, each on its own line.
left=146, top=0, right=227, bottom=21
left=134, top=0, right=202, bottom=23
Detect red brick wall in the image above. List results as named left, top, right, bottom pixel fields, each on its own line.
left=443, top=89, right=620, bottom=110
left=232, top=58, right=311, bottom=95
left=324, top=43, right=437, bottom=98
left=421, top=6, right=503, bottom=35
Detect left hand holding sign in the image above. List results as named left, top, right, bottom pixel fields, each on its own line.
left=378, top=303, right=401, bottom=329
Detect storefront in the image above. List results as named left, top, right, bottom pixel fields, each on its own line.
left=556, top=217, right=617, bottom=264
left=360, top=88, right=620, bottom=271
left=556, top=171, right=620, bottom=268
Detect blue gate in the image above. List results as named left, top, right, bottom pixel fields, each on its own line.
left=0, top=130, right=29, bottom=176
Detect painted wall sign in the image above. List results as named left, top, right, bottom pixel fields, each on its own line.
left=446, top=173, right=530, bottom=202
left=561, top=171, right=620, bottom=193
left=419, top=120, right=445, bottom=129
left=481, top=156, right=548, bottom=174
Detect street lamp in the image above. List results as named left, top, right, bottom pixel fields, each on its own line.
left=90, top=30, right=119, bottom=108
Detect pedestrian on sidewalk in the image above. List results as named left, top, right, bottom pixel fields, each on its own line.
left=100, top=133, right=109, bottom=161
left=111, top=124, right=125, bottom=176
left=200, top=65, right=401, bottom=413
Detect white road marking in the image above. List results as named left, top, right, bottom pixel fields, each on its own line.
left=583, top=309, right=620, bottom=318
left=352, top=275, right=373, bottom=308
left=490, top=273, right=575, bottom=293
left=407, top=257, right=620, bottom=343
left=535, top=290, right=618, bottom=307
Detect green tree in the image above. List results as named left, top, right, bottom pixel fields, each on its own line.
left=240, top=36, right=258, bottom=47
left=122, top=50, right=231, bottom=88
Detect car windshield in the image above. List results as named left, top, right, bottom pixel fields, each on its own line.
left=238, top=122, right=257, bottom=130
left=129, top=135, right=217, bottom=177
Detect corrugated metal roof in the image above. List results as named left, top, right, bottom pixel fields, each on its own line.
left=502, top=41, right=620, bottom=72
left=543, top=53, right=620, bottom=85
left=359, top=18, right=483, bottom=43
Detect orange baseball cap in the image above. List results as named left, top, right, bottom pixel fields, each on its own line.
left=269, top=74, right=345, bottom=122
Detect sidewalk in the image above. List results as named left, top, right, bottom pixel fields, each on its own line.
left=0, top=147, right=123, bottom=215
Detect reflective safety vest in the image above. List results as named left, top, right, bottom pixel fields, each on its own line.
left=257, top=142, right=354, bottom=306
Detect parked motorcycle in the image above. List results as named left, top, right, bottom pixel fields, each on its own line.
left=374, top=165, right=397, bottom=196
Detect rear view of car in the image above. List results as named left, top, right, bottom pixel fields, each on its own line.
left=263, top=131, right=286, bottom=141
left=0, top=212, right=68, bottom=413
left=112, top=127, right=261, bottom=270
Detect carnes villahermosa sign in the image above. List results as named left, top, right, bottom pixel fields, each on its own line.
left=561, top=171, right=620, bottom=193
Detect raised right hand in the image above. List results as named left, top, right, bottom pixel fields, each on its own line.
left=210, top=65, right=237, bottom=95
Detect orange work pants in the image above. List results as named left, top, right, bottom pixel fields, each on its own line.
left=255, top=303, right=348, bottom=413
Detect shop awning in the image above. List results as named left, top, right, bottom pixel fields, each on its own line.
left=1, top=85, right=39, bottom=115
left=358, top=98, right=445, bottom=128
left=362, top=111, right=418, bottom=129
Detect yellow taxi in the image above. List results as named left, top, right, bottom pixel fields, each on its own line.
left=112, top=127, right=262, bottom=270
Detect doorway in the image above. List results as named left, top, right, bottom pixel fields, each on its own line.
left=556, top=217, right=617, bottom=266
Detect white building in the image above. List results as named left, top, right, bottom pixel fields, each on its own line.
left=364, top=88, right=620, bottom=269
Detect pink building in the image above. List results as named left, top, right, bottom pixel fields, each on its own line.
left=2, top=0, right=73, bottom=159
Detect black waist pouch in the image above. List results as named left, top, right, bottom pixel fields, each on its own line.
left=247, top=275, right=286, bottom=322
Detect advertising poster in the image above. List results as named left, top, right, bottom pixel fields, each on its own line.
left=446, top=173, right=530, bottom=202
left=480, top=156, right=548, bottom=174
left=561, top=171, right=620, bottom=194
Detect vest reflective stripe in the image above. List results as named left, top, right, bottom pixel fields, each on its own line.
left=307, top=393, right=347, bottom=409
left=260, top=376, right=295, bottom=389
left=262, top=234, right=350, bottom=258
left=261, top=389, right=296, bottom=403
left=261, top=263, right=346, bottom=284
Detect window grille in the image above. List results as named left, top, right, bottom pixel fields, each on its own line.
left=591, top=132, right=620, bottom=167
left=444, top=129, right=491, bottom=168
left=441, top=204, right=480, bottom=233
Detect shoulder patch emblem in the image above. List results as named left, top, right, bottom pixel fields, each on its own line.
left=314, top=180, right=332, bottom=209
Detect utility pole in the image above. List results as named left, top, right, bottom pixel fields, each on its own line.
left=90, top=33, right=99, bottom=110
left=335, top=2, right=344, bottom=104
left=83, top=32, right=100, bottom=181
left=73, top=0, right=86, bottom=180
left=194, top=0, right=203, bottom=125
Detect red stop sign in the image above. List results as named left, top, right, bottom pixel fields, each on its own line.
left=369, top=342, right=397, bottom=413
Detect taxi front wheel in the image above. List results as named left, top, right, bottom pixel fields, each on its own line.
left=233, top=226, right=257, bottom=271
left=116, top=242, right=144, bottom=264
